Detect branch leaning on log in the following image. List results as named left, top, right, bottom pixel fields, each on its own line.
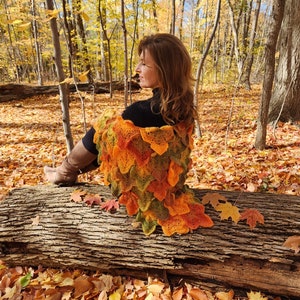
left=0, top=184, right=299, bottom=298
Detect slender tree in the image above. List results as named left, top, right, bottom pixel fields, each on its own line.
left=193, top=0, right=222, bottom=137
left=255, top=0, right=285, bottom=150
left=46, top=0, right=74, bottom=153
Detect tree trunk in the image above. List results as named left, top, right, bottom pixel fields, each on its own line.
left=46, top=0, right=74, bottom=153
left=254, top=0, right=285, bottom=150
left=0, top=184, right=299, bottom=298
left=268, top=0, right=300, bottom=124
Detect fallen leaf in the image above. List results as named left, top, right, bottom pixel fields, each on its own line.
left=84, top=193, right=102, bottom=206
left=247, top=291, right=268, bottom=300
left=283, top=235, right=300, bottom=254
left=70, top=190, right=87, bottom=203
left=239, top=209, right=264, bottom=229
left=215, top=289, right=234, bottom=300
left=73, top=276, right=93, bottom=298
left=101, top=198, right=119, bottom=212
left=189, top=287, right=209, bottom=300
left=202, top=192, right=227, bottom=208
left=216, top=202, right=240, bottom=224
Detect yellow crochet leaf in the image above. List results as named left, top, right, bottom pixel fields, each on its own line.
left=158, top=215, right=190, bottom=236
left=140, top=126, right=174, bottom=155
left=167, top=160, right=184, bottom=187
left=163, top=192, right=191, bottom=216
left=119, top=191, right=139, bottom=216
left=136, top=190, right=155, bottom=212
left=113, top=145, right=135, bottom=174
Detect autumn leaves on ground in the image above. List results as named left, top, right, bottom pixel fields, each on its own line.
left=0, top=85, right=299, bottom=299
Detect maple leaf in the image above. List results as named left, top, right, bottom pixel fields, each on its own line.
left=101, top=198, right=119, bottom=212
left=215, top=289, right=234, bottom=300
left=84, top=193, right=102, bottom=206
left=239, top=209, right=264, bottom=229
left=247, top=291, right=268, bottom=300
left=202, top=192, right=227, bottom=208
left=282, top=235, right=300, bottom=254
left=70, top=189, right=87, bottom=203
left=216, top=202, right=240, bottom=224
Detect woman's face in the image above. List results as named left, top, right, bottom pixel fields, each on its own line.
left=135, top=49, right=160, bottom=89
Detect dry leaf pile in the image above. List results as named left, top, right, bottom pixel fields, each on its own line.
left=0, top=84, right=299, bottom=299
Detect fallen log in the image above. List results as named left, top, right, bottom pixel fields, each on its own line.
left=0, top=184, right=299, bottom=298
left=0, top=81, right=140, bottom=102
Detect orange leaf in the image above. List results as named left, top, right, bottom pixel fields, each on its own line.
left=283, top=236, right=300, bottom=254
left=216, top=202, right=240, bottom=224
left=239, top=208, right=264, bottom=229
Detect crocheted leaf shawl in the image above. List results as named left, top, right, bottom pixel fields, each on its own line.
left=93, top=109, right=213, bottom=236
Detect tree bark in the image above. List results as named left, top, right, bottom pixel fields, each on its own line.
left=0, top=184, right=299, bottom=298
left=268, top=0, right=300, bottom=124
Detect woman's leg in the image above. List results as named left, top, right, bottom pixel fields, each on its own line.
left=44, top=127, right=99, bottom=185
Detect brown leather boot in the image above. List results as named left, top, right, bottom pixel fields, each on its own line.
left=44, top=140, right=98, bottom=185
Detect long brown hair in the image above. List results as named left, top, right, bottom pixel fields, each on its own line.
left=138, top=33, right=196, bottom=126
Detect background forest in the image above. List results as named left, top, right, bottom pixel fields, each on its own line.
left=1, top=0, right=267, bottom=87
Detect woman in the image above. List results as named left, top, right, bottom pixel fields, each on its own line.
left=44, top=33, right=213, bottom=235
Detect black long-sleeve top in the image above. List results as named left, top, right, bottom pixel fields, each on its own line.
left=82, top=89, right=166, bottom=155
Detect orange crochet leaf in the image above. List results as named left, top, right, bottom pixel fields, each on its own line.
left=163, top=192, right=191, bottom=216
left=167, top=160, right=184, bottom=187
left=127, top=137, right=152, bottom=167
left=113, top=117, right=140, bottom=148
left=119, top=191, right=139, bottom=216
left=112, top=145, right=135, bottom=174
left=181, top=203, right=214, bottom=229
left=158, top=215, right=190, bottom=236
left=140, top=126, right=174, bottom=155
left=147, top=179, right=170, bottom=201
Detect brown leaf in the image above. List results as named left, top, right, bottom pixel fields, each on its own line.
left=239, top=209, right=264, bottom=229
left=70, top=190, right=87, bottom=203
left=202, top=192, right=227, bottom=208
left=283, top=235, right=300, bottom=254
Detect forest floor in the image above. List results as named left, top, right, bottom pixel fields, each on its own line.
left=0, top=84, right=299, bottom=299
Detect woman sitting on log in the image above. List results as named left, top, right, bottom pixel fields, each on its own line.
left=44, top=33, right=213, bottom=236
